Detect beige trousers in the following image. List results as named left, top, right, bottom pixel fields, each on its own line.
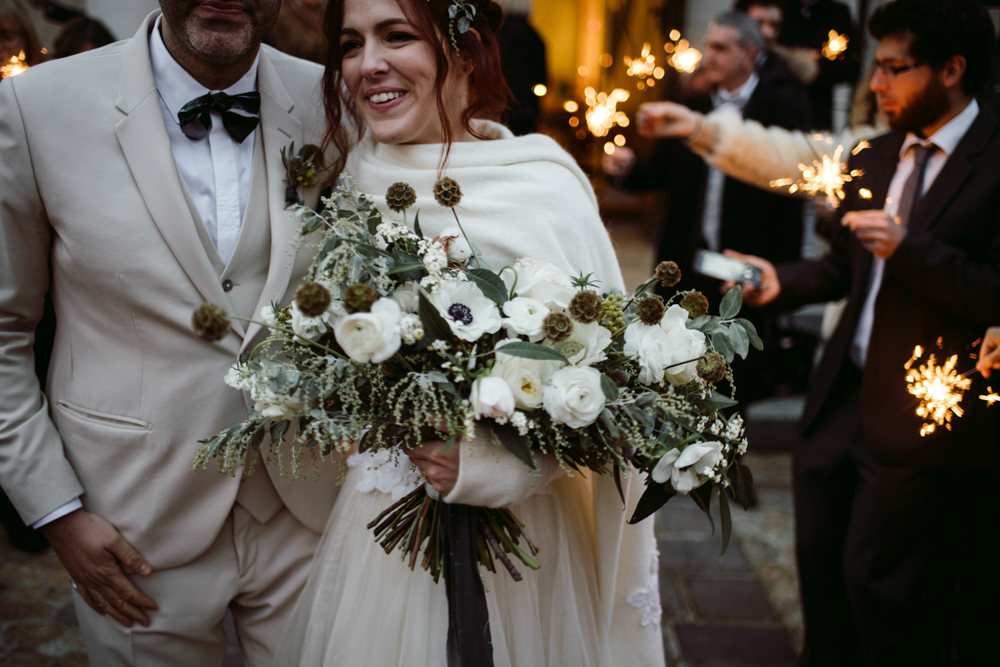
left=72, top=504, right=319, bottom=667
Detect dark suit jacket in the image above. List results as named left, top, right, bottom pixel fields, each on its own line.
left=776, top=107, right=1000, bottom=470
left=622, top=78, right=809, bottom=295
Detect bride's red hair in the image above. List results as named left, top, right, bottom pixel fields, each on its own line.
left=321, top=0, right=514, bottom=183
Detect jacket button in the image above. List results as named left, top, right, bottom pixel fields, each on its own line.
left=222, top=279, right=234, bottom=292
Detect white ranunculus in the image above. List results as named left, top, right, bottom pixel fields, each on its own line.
left=429, top=280, right=502, bottom=342
left=557, top=321, right=613, bottom=366
left=623, top=322, right=674, bottom=386
left=502, top=257, right=577, bottom=309
left=502, top=297, right=550, bottom=341
left=660, top=305, right=707, bottom=386
left=542, top=366, right=606, bottom=428
left=470, top=376, right=516, bottom=420
left=651, top=442, right=724, bottom=494
left=436, top=226, right=473, bottom=261
left=289, top=302, right=329, bottom=341
left=491, top=342, right=560, bottom=410
left=333, top=298, right=402, bottom=363
left=391, top=281, right=421, bottom=313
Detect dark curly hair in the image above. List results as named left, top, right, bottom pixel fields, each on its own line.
left=321, top=0, right=514, bottom=183
left=868, top=0, right=996, bottom=96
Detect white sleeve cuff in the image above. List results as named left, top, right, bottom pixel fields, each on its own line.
left=444, top=438, right=562, bottom=508
left=31, top=498, right=82, bottom=529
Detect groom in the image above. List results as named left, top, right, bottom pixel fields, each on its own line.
left=0, top=2, right=339, bottom=665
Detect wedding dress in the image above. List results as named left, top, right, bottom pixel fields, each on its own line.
left=275, top=121, right=666, bottom=667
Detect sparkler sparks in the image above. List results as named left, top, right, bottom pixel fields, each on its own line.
left=980, top=388, right=1000, bottom=406
left=904, top=347, right=972, bottom=437
left=822, top=30, right=849, bottom=60
left=0, top=51, right=28, bottom=79
left=768, top=145, right=864, bottom=208
left=584, top=87, right=630, bottom=138
left=667, top=39, right=702, bottom=74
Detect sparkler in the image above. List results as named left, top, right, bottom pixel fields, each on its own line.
left=980, top=388, right=1000, bottom=406
left=0, top=51, right=28, bottom=79
left=904, top=346, right=972, bottom=437
left=584, top=87, right=630, bottom=138
left=667, top=39, right=702, bottom=74
left=768, top=144, right=864, bottom=208
left=822, top=30, right=849, bottom=61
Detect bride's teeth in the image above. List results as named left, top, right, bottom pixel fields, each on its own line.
left=371, top=92, right=401, bottom=104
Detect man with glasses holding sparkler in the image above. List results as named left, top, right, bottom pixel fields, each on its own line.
left=729, top=0, right=1000, bottom=664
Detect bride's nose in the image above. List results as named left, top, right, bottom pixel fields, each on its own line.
left=360, top=44, right=390, bottom=79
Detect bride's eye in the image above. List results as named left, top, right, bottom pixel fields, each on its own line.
left=340, top=39, right=362, bottom=57
left=387, top=31, right=417, bottom=44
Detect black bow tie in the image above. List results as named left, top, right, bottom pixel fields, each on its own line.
left=177, top=91, right=261, bottom=144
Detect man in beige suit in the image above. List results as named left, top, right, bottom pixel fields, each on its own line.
left=0, top=2, right=339, bottom=664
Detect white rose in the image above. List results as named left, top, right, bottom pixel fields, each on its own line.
left=491, top=342, right=560, bottom=410
left=502, top=297, right=550, bottom=341
left=552, top=320, right=612, bottom=366
left=470, top=376, right=516, bottom=420
left=502, top=258, right=576, bottom=309
left=289, top=302, right=328, bottom=341
left=429, top=280, right=502, bottom=342
left=333, top=298, right=402, bottom=363
left=391, top=281, right=421, bottom=313
left=623, top=322, right=673, bottom=385
left=660, top=305, right=707, bottom=386
left=542, top=366, right=606, bottom=428
left=437, top=226, right=473, bottom=261
left=651, top=442, right=724, bottom=494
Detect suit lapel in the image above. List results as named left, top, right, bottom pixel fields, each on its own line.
left=114, top=14, right=243, bottom=338
left=241, top=50, right=305, bottom=350
left=911, top=110, right=995, bottom=230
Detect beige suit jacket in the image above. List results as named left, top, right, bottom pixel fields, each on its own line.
left=0, top=13, right=339, bottom=568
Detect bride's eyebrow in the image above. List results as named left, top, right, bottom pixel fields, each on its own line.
left=340, top=18, right=411, bottom=37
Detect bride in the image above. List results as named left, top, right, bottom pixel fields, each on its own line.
left=276, top=1, right=666, bottom=665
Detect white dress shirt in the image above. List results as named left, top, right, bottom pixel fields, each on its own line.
left=850, top=99, right=980, bottom=367
left=32, top=21, right=260, bottom=530
left=702, top=73, right=759, bottom=251
left=149, top=16, right=258, bottom=265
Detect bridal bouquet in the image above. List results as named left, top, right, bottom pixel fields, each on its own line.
left=193, top=176, right=757, bottom=583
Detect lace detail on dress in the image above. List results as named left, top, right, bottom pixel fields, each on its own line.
left=626, top=546, right=662, bottom=627
left=347, top=449, right=423, bottom=501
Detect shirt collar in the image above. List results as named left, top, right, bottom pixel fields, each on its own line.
left=715, top=72, right=759, bottom=107
left=900, top=99, right=980, bottom=159
left=148, top=16, right=260, bottom=122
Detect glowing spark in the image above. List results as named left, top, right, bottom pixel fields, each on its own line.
left=852, top=140, right=870, bottom=156
left=564, top=100, right=579, bottom=113
left=822, top=30, right=849, bottom=61
left=532, top=84, right=547, bottom=97
left=769, top=145, right=864, bottom=208
left=904, top=346, right=972, bottom=437
left=980, top=388, right=1000, bottom=406
left=0, top=51, right=29, bottom=79
left=668, top=39, right=702, bottom=74
left=584, top=87, right=630, bottom=138
left=859, top=189, right=873, bottom=199
left=624, top=43, right=658, bottom=82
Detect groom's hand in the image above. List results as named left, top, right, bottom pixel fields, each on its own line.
left=41, top=509, right=157, bottom=627
left=406, top=440, right=460, bottom=497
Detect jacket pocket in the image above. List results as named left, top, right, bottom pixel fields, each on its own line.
left=56, top=401, right=151, bottom=431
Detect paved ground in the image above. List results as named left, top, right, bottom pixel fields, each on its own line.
left=0, top=220, right=805, bottom=666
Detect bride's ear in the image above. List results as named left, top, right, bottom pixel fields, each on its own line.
left=458, top=28, right=483, bottom=74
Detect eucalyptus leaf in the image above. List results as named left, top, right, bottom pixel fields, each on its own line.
left=416, top=291, right=453, bottom=349
left=719, top=284, right=742, bottom=320
left=628, top=482, right=675, bottom=524
left=737, top=318, right=764, bottom=350
left=690, top=315, right=717, bottom=332
left=711, top=331, right=735, bottom=363
left=466, top=268, right=508, bottom=306
left=600, top=374, right=620, bottom=402
left=718, top=485, right=732, bottom=556
left=497, top=341, right=569, bottom=364
left=613, top=464, right=626, bottom=505
left=270, top=420, right=289, bottom=445
left=387, top=262, right=425, bottom=275
left=729, top=322, right=750, bottom=359
left=492, top=423, right=536, bottom=469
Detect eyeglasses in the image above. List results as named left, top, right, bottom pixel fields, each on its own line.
left=874, top=60, right=926, bottom=78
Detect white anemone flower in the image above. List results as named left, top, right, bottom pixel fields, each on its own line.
left=429, top=280, right=502, bottom=342
left=651, top=442, right=724, bottom=494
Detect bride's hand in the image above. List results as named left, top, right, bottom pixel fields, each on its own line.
left=405, top=440, right=460, bottom=497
